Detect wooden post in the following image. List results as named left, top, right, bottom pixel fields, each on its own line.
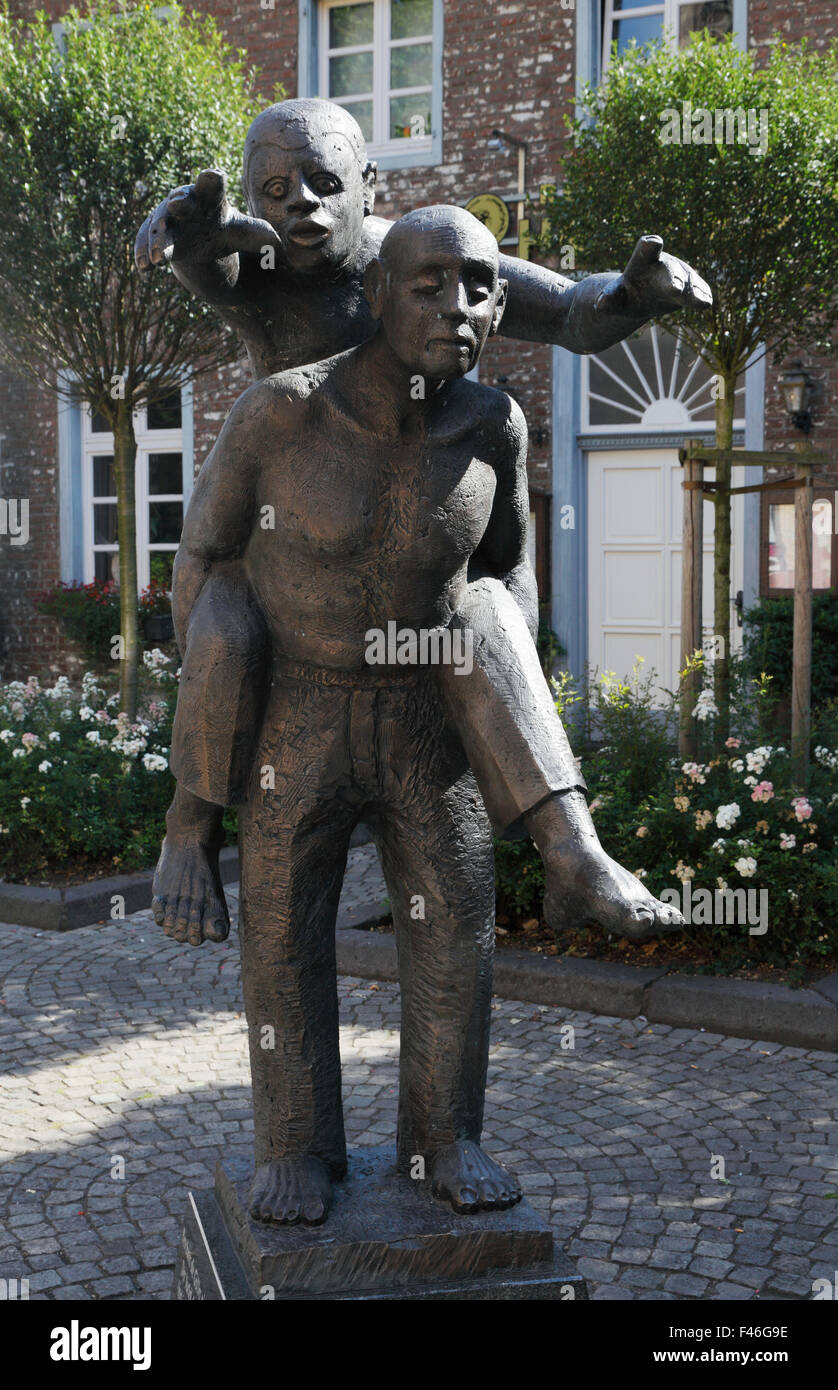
left=791, top=452, right=813, bottom=786
left=679, top=440, right=704, bottom=761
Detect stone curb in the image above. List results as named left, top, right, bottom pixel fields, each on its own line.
left=0, top=848, right=241, bottom=932
left=334, top=925, right=838, bottom=1052
left=0, top=823, right=373, bottom=933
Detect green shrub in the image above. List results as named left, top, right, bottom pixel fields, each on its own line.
left=742, top=592, right=838, bottom=725
left=0, top=658, right=176, bottom=880
left=494, top=661, right=838, bottom=967
left=37, top=580, right=173, bottom=667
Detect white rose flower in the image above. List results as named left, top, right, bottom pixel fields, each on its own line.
left=37, top=760, right=52, bottom=773
left=734, top=856, right=757, bottom=878
left=715, top=803, right=740, bottom=830
left=142, top=753, right=168, bottom=773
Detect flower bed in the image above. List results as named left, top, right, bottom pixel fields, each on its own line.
left=0, top=656, right=180, bottom=882
left=496, top=663, right=838, bottom=970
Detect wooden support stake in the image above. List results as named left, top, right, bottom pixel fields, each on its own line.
left=791, top=453, right=814, bottom=787
left=679, top=441, right=704, bottom=762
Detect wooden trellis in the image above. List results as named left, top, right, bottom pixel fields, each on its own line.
left=678, top=439, right=831, bottom=782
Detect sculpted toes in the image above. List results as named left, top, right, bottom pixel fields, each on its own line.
left=151, top=894, right=166, bottom=927
left=453, top=1184, right=479, bottom=1213
left=300, top=1191, right=327, bottom=1225
left=187, top=901, right=204, bottom=947
left=477, top=1179, right=501, bottom=1209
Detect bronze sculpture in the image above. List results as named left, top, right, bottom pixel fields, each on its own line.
left=141, top=102, right=710, bottom=1226
left=142, top=100, right=707, bottom=953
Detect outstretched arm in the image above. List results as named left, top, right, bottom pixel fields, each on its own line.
left=135, top=169, right=280, bottom=313
left=471, top=398, right=538, bottom=642
left=498, top=234, right=712, bottom=353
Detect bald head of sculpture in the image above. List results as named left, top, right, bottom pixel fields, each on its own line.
left=364, top=206, right=508, bottom=381
left=243, top=99, right=377, bottom=276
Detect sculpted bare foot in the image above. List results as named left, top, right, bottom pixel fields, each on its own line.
left=152, top=833, right=230, bottom=945
left=527, top=790, right=685, bottom=943
left=248, top=1155, right=333, bottom=1226
left=431, top=1140, right=522, bottom=1214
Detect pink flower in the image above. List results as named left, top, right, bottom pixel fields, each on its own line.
left=21, top=732, right=40, bottom=749
left=791, top=796, right=813, bottom=822
left=750, top=781, right=774, bottom=803
left=725, top=737, right=741, bottom=749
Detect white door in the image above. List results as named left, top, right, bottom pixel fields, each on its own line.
left=587, top=448, right=745, bottom=701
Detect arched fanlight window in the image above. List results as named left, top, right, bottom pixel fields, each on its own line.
left=582, top=323, right=745, bottom=433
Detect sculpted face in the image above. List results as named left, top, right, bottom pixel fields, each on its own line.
left=366, top=208, right=508, bottom=380
left=244, top=102, right=376, bottom=277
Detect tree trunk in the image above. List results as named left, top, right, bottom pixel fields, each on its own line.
left=112, top=399, right=139, bottom=719
left=791, top=452, right=813, bottom=787
left=712, top=375, right=735, bottom=744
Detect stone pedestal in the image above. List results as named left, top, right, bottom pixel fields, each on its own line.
left=173, top=1147, right=587, bottom=1301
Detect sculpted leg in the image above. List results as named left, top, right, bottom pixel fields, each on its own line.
left=369, top=680, right=521, bottom=1214
left=439, top=577, right=684, bottom=940
left=237, top=675, right=358, bottom=1223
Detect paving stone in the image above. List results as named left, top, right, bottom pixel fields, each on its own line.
left=1, top=852, right=836, bottom=1302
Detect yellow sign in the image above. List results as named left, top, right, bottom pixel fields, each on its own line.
left=465, top=193, right=510, bottom=244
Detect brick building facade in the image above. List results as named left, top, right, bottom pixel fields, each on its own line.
left=0, top=0, right=834, bottom=685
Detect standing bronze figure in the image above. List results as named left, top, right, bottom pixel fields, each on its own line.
left=141, top=103, right=709, bottom=1226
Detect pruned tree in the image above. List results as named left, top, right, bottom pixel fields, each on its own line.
left=0, top=0, right=267, bottom=715
left=542, top=32, right=838, bottom=735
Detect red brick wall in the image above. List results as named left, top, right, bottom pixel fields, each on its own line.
left=0, top=371, right=70, bottom=679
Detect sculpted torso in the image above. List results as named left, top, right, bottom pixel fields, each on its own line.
left=240, top=361, right=504, bottom=668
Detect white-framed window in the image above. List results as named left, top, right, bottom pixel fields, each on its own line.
left=318, top=0, right=435, bottom=158
left=602, top=0, right=733, bottom=70
left=582, top=323, right=745, bottom=433
left=81, top=393, right=185, bottom=592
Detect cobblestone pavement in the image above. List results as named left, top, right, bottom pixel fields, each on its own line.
left=1, top=850, right=836, bottom=1302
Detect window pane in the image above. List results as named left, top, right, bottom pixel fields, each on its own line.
left=390, top=41, right=432, bottom=90
left=390, top=93, right=432, bottom=140
left=813, top=500, right=833, bottom=588
left=613, top=1, right=664, bottom=9
left=338, top=98, right=373, bottom=140
left=391, top=0, right=433, bottom=40
left=148, top=452, right=182, bottom=496
left=149, top=551, right=176, bottom=589
left=768, top=501, right=833, bottom=589
left=329, top=2, right=373, bottom=47
left=147, top=392, right=182, bottom=431
left=612, top=15, right=665, bottom=51
left=94, top=551, right=119, bottom=585
left=678, top=1, right=733, bottom=44
left=330, top=50, right=373, bottom=97
left=93, top=504, right=118, bottom=544
left=90, top=409, right=110, bottom=434
left=149, top=501, right=183, bottom=544
left=92, top=455, right=115, bottom=497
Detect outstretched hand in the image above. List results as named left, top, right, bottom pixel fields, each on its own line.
left=134, top=168, right=281, bottom=272
left=620, top=234, right=713, bottom=317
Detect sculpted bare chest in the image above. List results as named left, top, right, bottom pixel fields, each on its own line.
left=249, top=429, right=498, bottom=576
